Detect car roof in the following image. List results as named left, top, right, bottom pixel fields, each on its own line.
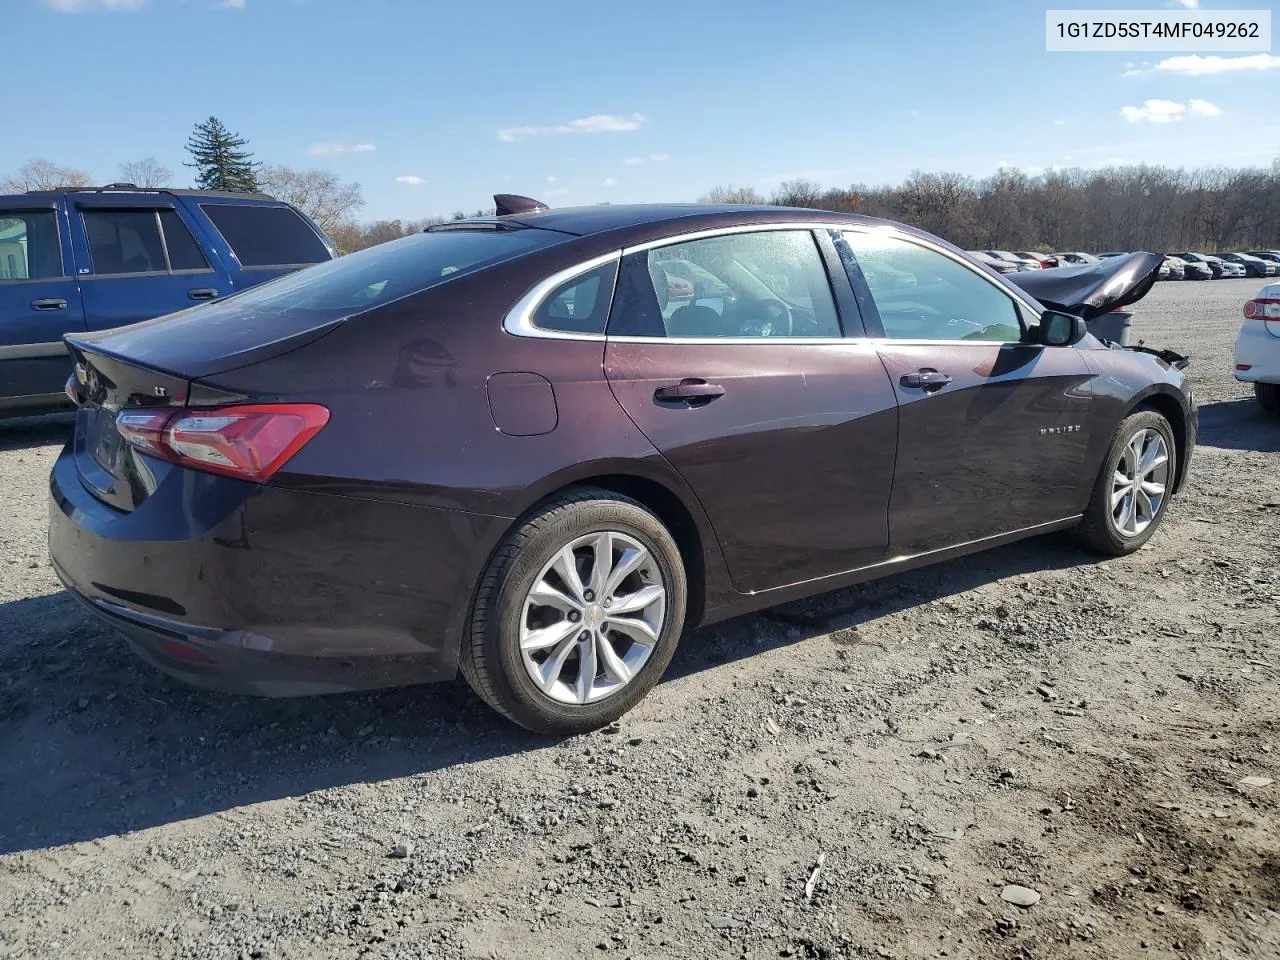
left=454, top=203, right=888, bottom=239
left=7, top=185, right=276, bottom=203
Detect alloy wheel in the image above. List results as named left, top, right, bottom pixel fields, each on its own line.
left=519, top=531, right=666, bottom=705
left=1110, top=427, right=1170, bottom=538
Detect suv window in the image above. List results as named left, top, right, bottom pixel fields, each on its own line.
left=82, top=209, right=167, bottom=275
left=609, top=230, right=841, bottom=339
left=159, top=209, right=209, bottom=271
left=0, top=209, right=61, bottom=281
left=842, top=231, right=1022, bottom=342
left=200, top=203, right=330, bottom=267
left=532, top=261, right=618, bottom=335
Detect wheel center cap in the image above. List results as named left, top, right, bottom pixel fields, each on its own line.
left=585, top=604, right=604, bottom=628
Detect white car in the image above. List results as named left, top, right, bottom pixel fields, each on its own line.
left=1235, top=283, right=1280, bottom=412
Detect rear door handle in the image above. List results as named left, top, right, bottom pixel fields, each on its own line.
left=188, top=288, right=219, bottom=301
left=654, top=379, right=726, bottom=405
left=31, top=298, right=67, bottom=311
left=900, top=369, right=952, bottom=392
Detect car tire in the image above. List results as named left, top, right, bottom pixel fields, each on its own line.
left=1256, top=382, right=1280, bottom=413
left=1076, top=409, right=1177, bottom=557
left=459, top=487, right=688, bottom=736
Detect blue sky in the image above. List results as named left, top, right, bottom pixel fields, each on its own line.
left=4, top=0, right=1279, bottom=221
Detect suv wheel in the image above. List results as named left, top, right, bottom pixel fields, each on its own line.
left=460, top=487, right=687, bottom=736
left=1077, top=410, right=1177, bottom=556
left=1256, top=382, right=1280, bottom=413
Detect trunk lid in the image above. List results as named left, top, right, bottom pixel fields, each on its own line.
left=1007, top=251, right=1163, bottom=322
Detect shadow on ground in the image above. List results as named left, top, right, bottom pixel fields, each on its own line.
left=1195, top=397, right=1280, bottom=453
left=0, top=532, right=1095, bottom=855
left=0, top=412, right=74, bottom=453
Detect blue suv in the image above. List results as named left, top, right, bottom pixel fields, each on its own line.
left=0, top=185, right=336, bottom=416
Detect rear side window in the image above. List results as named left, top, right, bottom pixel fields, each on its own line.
left=83, top=209, right=167, bottom=275
left=213, top=226, right=567, bottom=318
left=200, top=203, right=330, bottom=267
left=159, top=210, right=209, bottom=271
left=0, top=209, right=62, bottom=281
left=532, top=261, right=618, bottom=334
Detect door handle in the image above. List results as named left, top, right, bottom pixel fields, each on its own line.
left=31, top=298, right=67, bottom=311
left=654, top=379, right=726, bottom=405
left=900, top=369, right=952, bottom=392
left=187, top=288, right=219, bottom=301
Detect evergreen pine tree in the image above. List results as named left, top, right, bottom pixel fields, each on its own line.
left=185, top=116, right=260, bottom=192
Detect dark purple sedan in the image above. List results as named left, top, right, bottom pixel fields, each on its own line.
left=49, top=198, right=1196, bottom=734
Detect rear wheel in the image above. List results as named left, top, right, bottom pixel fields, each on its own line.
left=1077, top=410, right=1176, bottom=556
left=460, top=487, right=687, bottom=736
left=1256, top=382, right=1280, bottom=413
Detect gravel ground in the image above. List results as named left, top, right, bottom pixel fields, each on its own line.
left=1, top=277, right=1277, bottom=960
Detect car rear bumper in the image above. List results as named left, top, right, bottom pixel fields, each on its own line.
left=48, top=442, right=509, bottom=696
left=1233, top=321, right=1280, bottom=384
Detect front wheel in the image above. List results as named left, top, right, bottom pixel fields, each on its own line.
left=460, top=487, right=687, bottom=736
left=1256, top=382, right=1280, bottom=413
left=1077, top=410, right=1177, bottom=556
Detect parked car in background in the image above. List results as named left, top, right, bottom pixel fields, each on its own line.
left=968, top=250, right=1022, bottom=274
left=0, top=184, right=337, bottom=417
left=1162, top=257, right=1186, bottom=280
left=1013, top=251, right=1054, bottom=269
left=1097, top=251, right=1127, bottom=259
left=981, top=250, right=1040, bottom=270
left=1218, top=252, right=1277, bottom=278
left=1047, top=252, right=1101, bottom=268
left=47, top=200, right=1196, bottom=734
left=1206, top=255, right=1244, bottom=279
left=1247, top=251, right=1280, bottom=270
left=1235, top=282, right=1280, bottom=412
left=1170, top=253, right=1217, bottom=280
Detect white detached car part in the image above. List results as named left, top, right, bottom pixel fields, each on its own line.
left=1235, top=283, right=1280, bottom=412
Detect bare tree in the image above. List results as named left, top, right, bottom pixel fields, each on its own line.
left=1, top=158, right=93, bottom=193
left=257, top=165, right=364, bottom=232
left=118, top=157, right=172, bottom=188
left=698, top=184, right=764, bottom=204
left=770, top=178, right=825, bottom=208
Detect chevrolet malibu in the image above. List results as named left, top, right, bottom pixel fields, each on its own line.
left=49, top=200, right=1196, bottom=734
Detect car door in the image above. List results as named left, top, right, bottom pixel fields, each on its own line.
left=837, top=229, right=1095, bottom=556
left=603, top=226, right=899, bottom=594
left=0, top=200, right=86, bottom=406
left=69, top=198, right=232, bottom=332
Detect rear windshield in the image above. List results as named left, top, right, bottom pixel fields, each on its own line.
left=213, top=226, right=567, bottom=317
left=201, top=203, right=332, bottom=267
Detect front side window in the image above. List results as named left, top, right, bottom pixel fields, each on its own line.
left=200, top=203, right=330, bottom=267
left=0, top=209, right=61, bottom=281
left=82, top=209, right=167, bottom=275
left=842, top=231, right=1023, bottom=342
left=608, top=229, right=842, bottom=339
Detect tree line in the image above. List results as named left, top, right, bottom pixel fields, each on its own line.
left=705, top=160, right=1280, bottom=253
left=5, top=116, right=1278, bottom=255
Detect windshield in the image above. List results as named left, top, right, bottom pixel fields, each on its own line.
left=215, top=227, right=568, bottom=316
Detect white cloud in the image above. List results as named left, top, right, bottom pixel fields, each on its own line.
left=600, top=178, right=617, bottom=187
left=546, top=175, right=556, bottom=183
left=221, top=0, right=245, bottom=7
left=1119, top=98, right=1221, bottom=123
left=1134, top=54, right=1280, bottom=76
left=498, top=113, right=648, bottom=142
left=1171, top=0, right=1198, bottom=7
left=396, top=175, right=424, bottom=186
left=46, top=0, right=146, bottom=10
left=649, top=153, right=671, bottom=162
left=306, top=142, right=376, bottom=157
left=1053, top=119, right=1067, bottom=126
left=623, top=157, right=645, bottom=165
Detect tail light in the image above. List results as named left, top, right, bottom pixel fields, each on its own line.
left=1243, top=298, right=1280, bottom=320
left=115, top=404, right=330, bottom=483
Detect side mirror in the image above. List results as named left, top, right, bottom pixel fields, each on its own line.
left=1038, top=309, right=1087, bottom=347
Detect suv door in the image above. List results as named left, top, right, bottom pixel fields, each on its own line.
left=70, top=199, right=232, bottom=331
left=838, top=229, right=1095, bottom=555
left=0, top=200, right=86, bottom=408
left=603, top=227, right=899, bottom=594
